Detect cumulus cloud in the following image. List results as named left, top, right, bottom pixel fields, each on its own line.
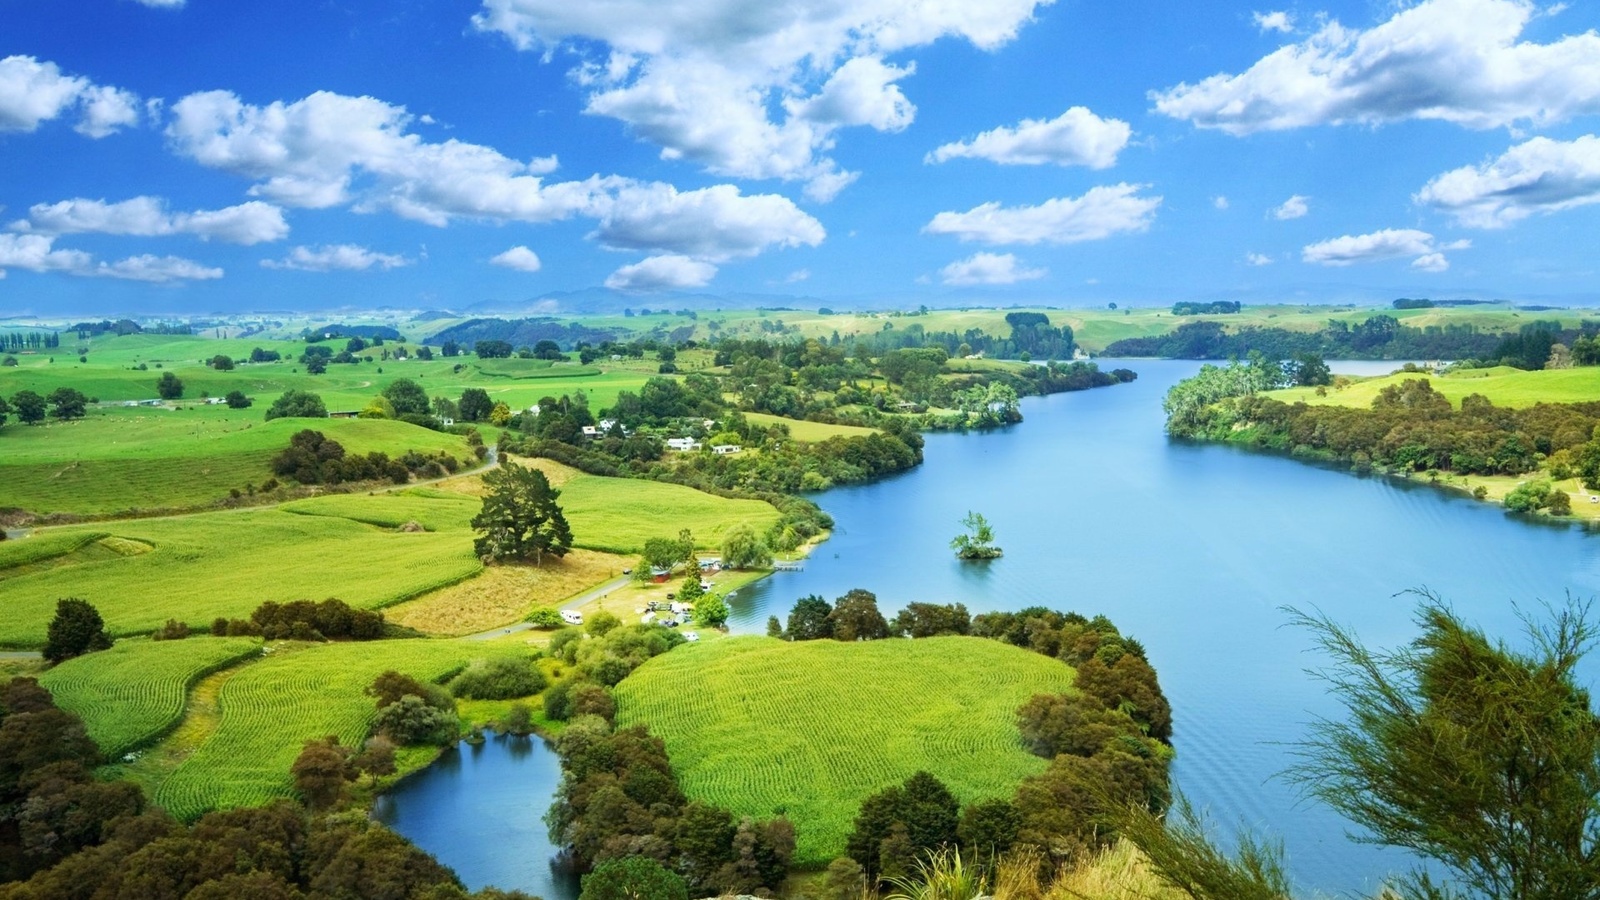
left=926, top=107, right=1131, bottom=169
left=473, top=0, right=1052, bottom=198
left=939, top=252, right=1046, bottom=285
left=924, top=184, right=1161, bottom=245
left=1253, top=11, right=1294, bottom=33
left=0, top=56, right=144, bottom=137
left=604, top=254, right=716, bottom=291
left=1417, top=135, right=1600, bottom=228
left=166, top=88, right=824, bottom=263
left=0, top=234, right=219, bottom=282
left=490, top=245, right=544, bottom=272
left=1154, top=0, right=1600, bottom=135
left=1302, top=228, right=1462, bottom=271
left=134, top=0, right=186, bottom=6
left=1246, top=252, right=1274, bottom=265
left=261, top=244, right=411, bottom=272
left=14, top=197, right=288, bottom=245
left=1273, top=195, right=1310, bottom=220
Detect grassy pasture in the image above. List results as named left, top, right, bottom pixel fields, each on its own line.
left=615, top=635, right=1076, bottom=867
left=153, top=638, right=498, bottom=819
left=1272, top=366, right=1600, bottom=409
left=0, top=412, right=475, bottom=517
left=387, top=549, right=629, bottom=635
left=0, top=509, right=482, bottom=647
left=40, top=637, right=262, bottom=757
left=743, top=413, right=878, bottom=441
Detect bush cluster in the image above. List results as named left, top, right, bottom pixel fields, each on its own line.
left=210, top=598, right=383, bottom=642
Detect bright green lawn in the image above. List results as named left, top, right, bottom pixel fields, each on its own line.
left=153, top=639, right=493, bottom=819
left=0, top=412, right=474, bottom=516
left=615, top=635, right=1076, bottom=867
left=1272, top=366, right=1600, bottom=410
left=40, top=637, right=262, bottom=757
left=0, top=509, right=482, bottom=647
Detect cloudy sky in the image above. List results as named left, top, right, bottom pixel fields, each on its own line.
left=2, top=0, right=1598, bottom=313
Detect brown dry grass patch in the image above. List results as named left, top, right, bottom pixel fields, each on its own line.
left=387, top=548, right=627, bottom=635
left=432, top=455, right=583, bottom=499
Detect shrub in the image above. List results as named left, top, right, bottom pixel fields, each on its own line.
left=375, top=695, right=458, bottom=746
left=502, top=702, right=534, bottom=736
left=526, top=607, right=565, bottom=628
left=586, top=610, right=621, bottom=638
left=448, top=657, right=548, bottom=700
left=152, top=619, right=191, bottom=641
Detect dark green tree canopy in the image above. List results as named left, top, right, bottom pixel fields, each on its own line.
left=381, top=378, right=430, bottom=417
left=46, top=388, right=88, bottom=420
left=43, top=598, right=113, bottom=664
left=472, top=461, right=573, bottom=565
left=10, top=390, right=46, bottom=425
left=264, top=390, right=328, bottom=421
left=155, top=371, right=184, bottom=400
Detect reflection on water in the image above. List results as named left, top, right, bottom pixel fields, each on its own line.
left=382, top=359, right=1600, bottom=898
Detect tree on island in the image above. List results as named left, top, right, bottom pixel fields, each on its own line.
left=950, top=511, right=1002, bottom=560
left=471, top=460, right=573, bottom=565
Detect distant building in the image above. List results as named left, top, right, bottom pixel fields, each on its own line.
left=666, top=437, right=701, bottom=452
left=712, top=444, right=741, bottom=455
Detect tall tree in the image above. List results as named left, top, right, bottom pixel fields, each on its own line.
left=381, top=378, right=430, bottom=416
left=46, top=388, right=88, bottom=420
left=459, top=388, right=493, bottom=422
left=10, top=391, right=45, bottom=425
left=43, top=599, right=113, bottom=664
left=471, top=461, right=573, bottom=565
left=786, top=595, right=833, bottom=640
left=829, top=589, right=888, bottom=641
left=156, top=371, right=184, bottom=400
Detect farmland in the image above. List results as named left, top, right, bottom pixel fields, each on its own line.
left=40, top=637, right=262, bottom=757
left=614, top=635, right=1077, bottom=866
left=151, top=638, right=507, bottom=820
left=1272, top=365, right=1600, bottom=410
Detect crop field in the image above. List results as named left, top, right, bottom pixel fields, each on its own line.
left=153, top=638, right=494, bottom=819
left=743, top=413, right=878, bottom=441
left=387, top=548, right=628, bottom=635
left=615, top=635, right=1076, bottom=866
left=40, top=637, right=262, bottom=757
left=0, top=412, right=476, bottom=517
left=1272, top=366, right=1600, bottom=410
left=0, top=509, right=481, bottom=647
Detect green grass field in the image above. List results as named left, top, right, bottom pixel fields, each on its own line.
left=0, top=508, right=482, bottom=647
left=0, top=412, right=475, bottom=517
left=40, top=637, right=262, bottom=757
left=1272, top=366, right=1600, bottom=409
left=152, top=638, right=494, bottom=819
left=615, top=635, right=1076, bottom=867
left=743, top=413, right=878, bottom=441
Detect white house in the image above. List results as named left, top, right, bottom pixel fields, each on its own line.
left=666, top=437, right=702, bottom=452
left=712, top=444, right=741, bottom=455
left=598, top=418, right=618, bottom=432
left=582, top=425, right=600, bottom=437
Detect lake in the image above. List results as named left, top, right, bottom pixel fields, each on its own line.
left=383, top=360, right=1600, bottom=898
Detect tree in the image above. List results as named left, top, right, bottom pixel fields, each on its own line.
left=720, top=525, right=773, bottom=570
left=156, top=371, right=184, bottom=400
left=11, top=390, right=46, bottom=425
left=475, top=340, right=514, bottom=359
left=382, top=378, right=430, bottom=417
left=580, top=856, right=688, bottom=900
left=829, top=589, right=889, bottom=641
left=951, top=511, right=1002, bottom=560
left=210, top=354, right=235, bottom=370
left=695, top=593, right=730, bottom=628
left=787, top=595, right=833, bottom=640
left=46, top=388, right=88, bottom=420
left=642, top=537, right=685, bottom=572
left=43, top=599, right=113, bottom=664
left=291, top=736, right=353, bottom=810
left=1284, top=595, right=1600, bottom=899
left=471, top=461, right=573, bottom=564
left=459, top=387, right=493, bottom=422
left=264, top=390, right=328, bottom=420
left=533, top=340, right=564, bottom=360
left=0, top=395, right=9, bottom=428
left=765, top=616, right=783, bottom=638
left=224, top=390, right=252, bottom=409
left=678, top=574, right=705, bottom=605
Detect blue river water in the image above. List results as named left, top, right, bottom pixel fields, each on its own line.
left=380, top=360, right=1600, bottom=898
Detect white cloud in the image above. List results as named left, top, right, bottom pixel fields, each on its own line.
left=134, top=0, right=186, bottom=6
left=1246, top=252, right=1274, bottom=265
left=261, top=244, right=412, bottom=272
left=784, top=268, right=810, bottom=283
left=939, top=252, right=1046, bottom=285
left=604, top=254, right=716, bottom=291
left=1214, top=196, right=1230, bottom=210
left=166, top=88, right=824, bottom=262
left=591, top=183, right=824, bottom=261
left=490, top=245, right=544, bottom=272
left=1253, top=11, right=1294, bottom=33
left=924, top=184, right=1162, bottom=245
left=1302, top=228, right=1460, bottom=271
left=0, top=56, right=144, bottom=137
left=1416, top=135, right=1600, bottom=228
left=15, top=197, right=289, bottom=245
left=1154, top=0, right=1600, bottom=135
left=473, top=0, right=1052, bottom=198
left=0, top=234, right=218, bottom=282
left=926, top=107, right=1131, bottom=169
left=1411, top=252, right=1450, bottom=272
left=1272, top=194, right=1309, bottom=219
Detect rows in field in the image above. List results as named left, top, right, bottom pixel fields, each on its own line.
left=40, top=637, right=263, bottom=758
left=615, top=636, right=1075, bottom=866
left=0, top=510, right=482, bottom=647
left=154, top=639, right=480, bottom=820
left=0, top=531, right=108, bottom=574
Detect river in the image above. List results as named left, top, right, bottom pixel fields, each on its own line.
left=382, top=360, right=1600, bottom=898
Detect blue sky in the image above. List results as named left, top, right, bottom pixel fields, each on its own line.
left=2, top=0, right=1598, bottom=314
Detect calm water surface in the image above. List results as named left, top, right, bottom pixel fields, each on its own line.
left=385, top=360, right=1600, bottom=898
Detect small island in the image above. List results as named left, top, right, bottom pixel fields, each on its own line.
left=950, top=510, right=1003, bottom=560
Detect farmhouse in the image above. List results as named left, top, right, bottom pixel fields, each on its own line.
left=666, top=437, right=701, bottom=452
left=712, top=444, right=741, bottom=455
